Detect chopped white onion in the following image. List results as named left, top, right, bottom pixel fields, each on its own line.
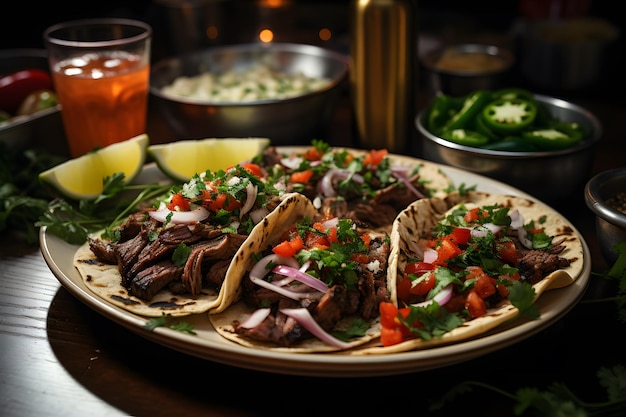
left=239, top=183, right=258, bottom=218
left=423, top=248, right=438, bottom=264
left=518, top=227, right=533, bottom=249
left=249, top=207, right=269, bottom=224
left=279, top=308, right=353, bottom=349
left=239, top=308, right=271, bottom=329
left=148, top=206, right=210, bottom=224
left=509, top=209, right=524, bottom=229
left=280, top=156, right=303, bottom=170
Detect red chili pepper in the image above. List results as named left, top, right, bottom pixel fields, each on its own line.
left=0, top=69, right=53, bottom=113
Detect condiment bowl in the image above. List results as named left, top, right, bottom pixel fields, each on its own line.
left=421, top=43, right=515, bottom=97
left=584, top=167, right=626, bottom=265
left=149, top=42, right=349, bottom=146
left=416, top=94, right=602, bottom=205
left=0, top=49, right=65, bottom=151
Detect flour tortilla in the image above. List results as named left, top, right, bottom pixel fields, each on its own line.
left=73, top=192, right=308, bottom=317
left=209, top=193, right=384, bottom=352
left=353, top=190, right=585, bottom=355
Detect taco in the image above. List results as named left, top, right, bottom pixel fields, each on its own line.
left=209, top=193, right=390, bottom=352
left=73, top=164, right=296, bottom=317
left=257, top=141, right=452, bottom=232
left=355, top=190, right=585, bottom=355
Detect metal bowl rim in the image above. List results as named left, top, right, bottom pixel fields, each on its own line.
left=417, top=93, right=603, bottom=158
left=421, top=43, right=515, bottom=77
left=584, top=167, right=626, bottom=229
left=149, top=42, right=349, bottom=107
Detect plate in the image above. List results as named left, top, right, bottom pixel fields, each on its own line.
left=40, top=150, right=591, bottom=377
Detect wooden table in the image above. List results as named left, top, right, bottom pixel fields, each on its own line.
left=2, top=2, right=626, bottom=407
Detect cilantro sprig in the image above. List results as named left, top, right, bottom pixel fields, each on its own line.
left=36, top=172, right=171, bottom=245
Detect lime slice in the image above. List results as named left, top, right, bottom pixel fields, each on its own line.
left=39, top=134, right=149, bottom=200
left=147, top=137, right=271, bottom=182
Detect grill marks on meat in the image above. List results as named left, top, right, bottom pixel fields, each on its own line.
left=234, top=236, right=390, bottom=346
left=87, top=209, right=248, bottom=301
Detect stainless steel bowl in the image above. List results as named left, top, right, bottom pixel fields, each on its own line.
left=421, top=43, right=515, bottom=97
left=584, top=167, right=626, bottom=265
left=417, top=94, right=602, bottom=204
left=0, top=49, right=65, bottom=152
left=150, top=43, right=349, bottom=146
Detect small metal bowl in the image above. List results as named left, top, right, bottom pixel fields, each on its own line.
left=0, top=49, right=65, bottom=151
left=421, top=43, right=515, bottom=97
left=417, top=94, right=602, bottom=205
left=584, top=167, right=626, bottom=265
left=150, top=42, right=349, bottom=146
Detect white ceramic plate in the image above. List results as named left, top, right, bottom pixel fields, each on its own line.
left=40, top=150, right=591, bottom=377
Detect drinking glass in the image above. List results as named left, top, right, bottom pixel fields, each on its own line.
left=44, top=18, right=152, bottom=157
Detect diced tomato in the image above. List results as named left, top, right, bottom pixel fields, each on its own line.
left=473, top=274, right=497, bottom=299
left=496, top=271, right=521, bottom=298
left=444, top=294, right=466, bottom=313
left=167, top=193, right=191, bottom=211
left=305, top=232, right=330, bottom=250
left=206, top=193, right=241, bottom=212
left=241, top=163, right=263, bottom=178
left=361, top=232, right=371, bottom=247
left=466, top=290, right=487, bottom=318
left=404, top=261, right=434, bottom=275
left=302, top=146, right=324, bottom=161
left=327, top=226, right=338, bottom=243
left=381, top=326, right=406, bottom=347
left=379, top=302, right=412, bottom=346
left=464, top=207, right=488, bottom=223
left=290, top=169, right=314, bottom=184
left=363, top=149, right=388, bottom=166
left=449, top=227, right=471, bottom=246
left=436, top=239, right=462, bottom=263
left=497, top=240, right=519, bottom=264
left=272, top=235, right=304, bottom=257
left=409, top=272, right=436, bottom=296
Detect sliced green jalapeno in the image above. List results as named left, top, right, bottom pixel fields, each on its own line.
left=441, top=128, right=490, bottom=146
left=490, top=88, right=535, bottom=101
left=444, top=90, right=491, bottom=131
left=481, top=98, right=538, bottom=134
left=522, top=121, right=585, bottom=150
left=426, top=94, right=462, bottom=134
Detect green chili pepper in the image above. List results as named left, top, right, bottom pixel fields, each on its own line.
left=426, top=94, right=462, bottom=134
left=444, top=90, right=491, bottom=131
left=481, top=98, right=538, bottom=134
left=490, top=88, right=535, bottom=101
left=522, top=121, right=585, bottom=150
left=441, top=128, right=490, bottom=147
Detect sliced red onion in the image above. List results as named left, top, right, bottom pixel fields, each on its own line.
left=148, top=205, right=210, bottom=224
left=390, top=167, right=426, bottom=199
left=412, top=284, right=454, bottom=308
left=272, top=265, right=329, bottom=293
left=239, top=308, right=271, bottom=329
left=317, top=168, right=364, bottom=198
left=321, top=217, right=339, bottom=229
left=239, top=183, right=258, bottom=218
left=249, top=276, right=324, bottom=301
left=279, top=308, right=353, bottom=349
left=249, top=254, right=300, bottom=280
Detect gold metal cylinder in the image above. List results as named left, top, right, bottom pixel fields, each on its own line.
left=350, top=0, right=417, bottom=154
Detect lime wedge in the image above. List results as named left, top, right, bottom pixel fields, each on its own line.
left=39, top=134, right=149, bottom=200
left=147, top=137, right=271, bottom=182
